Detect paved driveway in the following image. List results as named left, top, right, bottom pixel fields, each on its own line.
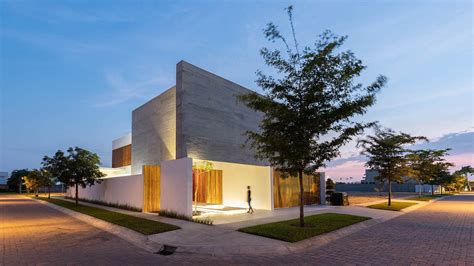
left=1, top=193, right=473, bottom=265
left=0, top=195, right=164, bottom=265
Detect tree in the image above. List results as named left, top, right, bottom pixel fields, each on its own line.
left=24, top=169, right=49, bottom=196
left=454, top=166, right=473, bottom=191
left=444, top=173, right=465, bottom=192
left=358, top=128, right=427, bottom=206
left=406, top=149, right=452, bottom=196
left=7, top=169, right=30, bottom=192
left=39, top=169, right=55, bottom=199
left=432, top=169, right=453, bottom=195
left=42, top=147, right=105, bottom=205
left=326, top=178, right=335, bottom=190
left=238, top=6, right=386, bottom=227
left=193, top=160, right=213, bottom=214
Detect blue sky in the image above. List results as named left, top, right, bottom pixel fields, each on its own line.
left=1, top=0, right=472, bottom=180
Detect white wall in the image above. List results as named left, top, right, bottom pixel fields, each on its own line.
left=66, top=174, right=144, bottom=210
left=195, top=159, right=273, bottom=210
left=160, top=157, right=193, bottom=217
left=415, top=184, right=440, bottom=193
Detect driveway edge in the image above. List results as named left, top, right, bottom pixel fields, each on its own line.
left=30, top=197, right=163, bottom=253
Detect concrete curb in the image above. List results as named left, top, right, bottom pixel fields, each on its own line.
left=29, top=196, right=419, bottom=256
left=166, top=217, right=384, bottom=256
left=30, top=197, right=164, bottom=253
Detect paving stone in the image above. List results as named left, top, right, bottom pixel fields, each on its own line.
left=1, top=193, right=473, bottom=265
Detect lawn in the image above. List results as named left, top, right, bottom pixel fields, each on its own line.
left=367, top=201, right=417, bottom=211
left=37, top=197, right=180, bottom=235
left=238, top=213, right=370, bottom=243
left=405, top=196, right=437, bottom=201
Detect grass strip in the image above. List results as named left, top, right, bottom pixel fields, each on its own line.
left=404, top=196, right=437, bottom=201
left=367, top=201, right=417, bottom=211
left=238, top=213, right=370, bottom=243
left=37, top=197, right=180, bottom=235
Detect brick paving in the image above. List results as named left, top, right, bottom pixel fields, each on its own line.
left=1, top=193, right=473, bottom=265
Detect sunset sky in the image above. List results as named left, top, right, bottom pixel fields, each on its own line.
left=1, top=0, right=472, bottom=181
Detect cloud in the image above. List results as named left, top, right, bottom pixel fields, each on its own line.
left=372, top=86, right=473, bottom=112
left=367, top=13, right=471, bottom=69
left=94, top=69, right=173, bottom=107
left=322, top=130, right=474, bottom=180
left=411, top=130, right=474, bottom=155
left=1, top=28, right=112, bottom=56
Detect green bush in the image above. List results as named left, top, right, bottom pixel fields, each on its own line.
left=65, top=196, right=142, bottom=212
left=159, top=209, right=213, bottom=226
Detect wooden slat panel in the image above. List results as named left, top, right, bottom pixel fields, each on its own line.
left=112, top=144, right=132, bottom=168
left=216, top=170, right=223, bottom=204
left=192, top=169, right=223, bottom=204
left=273, top=170, right=320, bottom=208
left=143, top=165, right=160, bottom=212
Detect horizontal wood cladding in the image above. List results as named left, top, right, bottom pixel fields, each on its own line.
left=112, top=144, right=132, bottom=168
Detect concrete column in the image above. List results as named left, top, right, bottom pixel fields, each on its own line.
left=320, top=172, right=326, bottom=205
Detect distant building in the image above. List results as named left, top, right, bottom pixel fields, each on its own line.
left=361, top=169, right=378, bottom=184
left=0, top=172, right=8, bottom=185
left=361, top=169, right=416, bottom=184
left=0, top=172, right=8, bottom=190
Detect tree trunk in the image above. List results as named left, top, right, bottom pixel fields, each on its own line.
left=431, top=184, right=434, bottom=196
left=48, top=186, right=51, bottom=199
left=75, top=183, right=79, bottom=205
left=194, top=172, right=199, bottom=214
left=298, top=169, right=304, bottom=227
left=388, top=180, right=392, bottom=206
left=418, top=181, right=422, bottom=197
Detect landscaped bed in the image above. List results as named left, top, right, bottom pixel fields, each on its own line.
left=238, top=213, right=370, bottom=243
left=367, top=201, right=417, bottom=211
left=36, top=197, right=180, bottom=235
left=405, top=196, right=437, bottom=201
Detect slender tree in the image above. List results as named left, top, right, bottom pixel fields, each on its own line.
left=358, top=128, right=427, bottom=206
left=406, top=149, right=452, bottom=196
left=193, top=160, right=214, bottom=214
left=42, top=147, right=105, bottom=205
left=39, top=169, right=55, bottom=199
left=24, top=169, right=48, bottom=196
left=7, top=169, right=30, bottom=192
left=239, top=6, right=386, bottom=226
left=454, top=166, right=473, bottom=191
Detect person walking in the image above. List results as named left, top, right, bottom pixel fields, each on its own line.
left=247, top=185, right=254, bottom=214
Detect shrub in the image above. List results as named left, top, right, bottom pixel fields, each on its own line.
left=159, top=209, right=213, bottom=226
left=64, top=196, right=142, bottom=212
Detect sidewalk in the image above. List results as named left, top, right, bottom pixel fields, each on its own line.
left=48, top=196, right=430, bottom=256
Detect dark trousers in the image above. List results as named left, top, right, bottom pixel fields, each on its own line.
left=247, top=200, right=254, bottom=213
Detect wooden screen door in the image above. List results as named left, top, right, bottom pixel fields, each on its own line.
left=143, top=165, right=160, bottom=212
left=193, top=169, right=223, bottom=204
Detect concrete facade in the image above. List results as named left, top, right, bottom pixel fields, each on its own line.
left=112, top=133, right=131, bottom=150
left=131, top=87, right=176, bottom=174
left=176, top=61, right=265, bottom=166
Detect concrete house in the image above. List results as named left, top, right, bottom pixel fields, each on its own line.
left=68, top=61, right=325, bottom=217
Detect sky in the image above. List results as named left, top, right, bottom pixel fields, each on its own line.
left=1, top=0, right=473, bottom=182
